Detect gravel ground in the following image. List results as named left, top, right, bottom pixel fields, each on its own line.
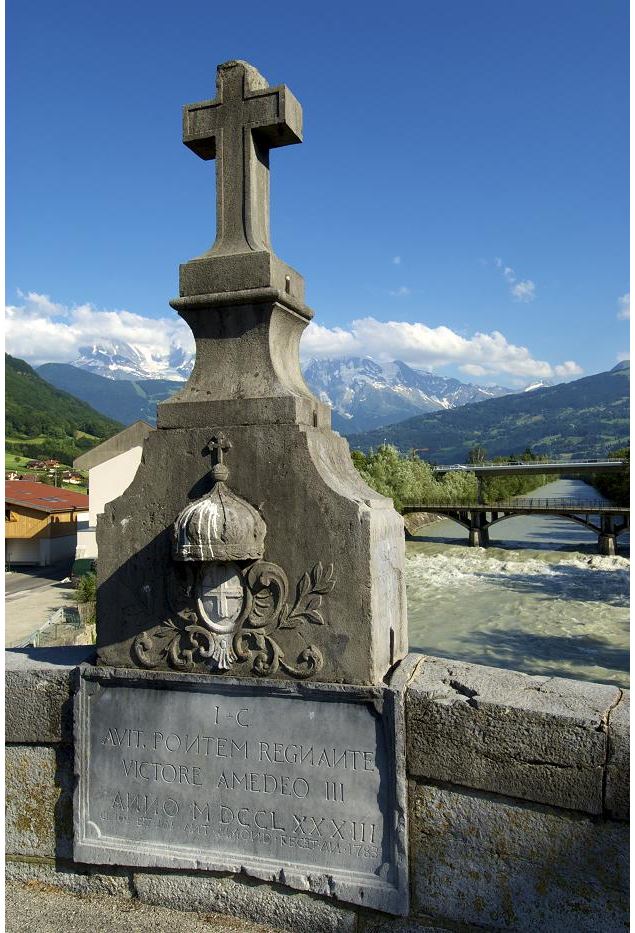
left=5, top=881, right=285, bottom=933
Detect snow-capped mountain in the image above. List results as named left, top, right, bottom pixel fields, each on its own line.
left=68, top=345, right=514, bottom=433
left=523, top=380, right=553, bottom=392
left=72, top=342, right=194, bottom=382
left=302, top=357, right=512, bottom=433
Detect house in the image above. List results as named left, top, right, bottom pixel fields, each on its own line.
left=62, top=471, right=85, bottom=485
left=5, top=481, right=89, bottom=567
left=73, top=421, right=154, bottom=559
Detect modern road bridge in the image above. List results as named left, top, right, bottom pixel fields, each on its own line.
left=433, top=458, right=627, bottom=478
left=402, top=497, right=630, bottom=554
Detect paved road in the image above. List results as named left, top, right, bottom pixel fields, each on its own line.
left=5, top=562, right=78, bottom=647
left=5, top=882, right=285, bottom=933
left=5, top=560, right=74, bottom=598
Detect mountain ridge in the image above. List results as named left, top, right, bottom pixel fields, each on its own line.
left=347, top=363, right=630, bottom=461
left=303, top=356, right=512, bottom=432
left=45, top=349, right=516, bottom=432
left=37, top=363, right=181, bottom=425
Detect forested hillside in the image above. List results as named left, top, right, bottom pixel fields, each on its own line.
left=6, top=354, right=124, bottom=463
left=348, top=363, right=630, bottom=461
left=37, top=363, right=180, bottom=426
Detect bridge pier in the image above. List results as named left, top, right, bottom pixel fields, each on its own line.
left=598, top=534, right=617, bottom=556
left=468, top=510, right=489, bottom=548
left=599, top=515, right=618, bottom=555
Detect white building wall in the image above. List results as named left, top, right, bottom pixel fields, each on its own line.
left=79, top=446, right=144, bottom=559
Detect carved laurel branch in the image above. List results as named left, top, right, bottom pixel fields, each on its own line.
left=132, top=560, right=336, bottom=679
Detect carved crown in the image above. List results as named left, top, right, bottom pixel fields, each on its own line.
left=173, top=481, right=266, bottom=562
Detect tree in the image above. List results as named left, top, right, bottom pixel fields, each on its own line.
left=467, top=446, right=487, bottom=464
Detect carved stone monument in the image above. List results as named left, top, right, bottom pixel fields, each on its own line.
left=96, top=59, right=408, bottom=687
left=76, top=60, right=410, bottom=915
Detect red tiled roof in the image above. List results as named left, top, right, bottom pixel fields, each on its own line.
left=5, top=481, right=89, bottom=513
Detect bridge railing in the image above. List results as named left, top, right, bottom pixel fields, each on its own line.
left=486, top=498, right=624, bottom=510
left=402, top=498, right=628, bottom=511
left=433, top=459, right=626, bottom=471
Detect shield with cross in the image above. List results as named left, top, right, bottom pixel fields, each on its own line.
left=197, top=562, right=245, bottom=634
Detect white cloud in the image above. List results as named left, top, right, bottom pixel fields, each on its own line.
left=5, top=291, right=194, bottom=367
left=301, top=316, right=582, bottom=381
left=460, top=364, right=488, bottom=377
left=553, top=360, right=583, bottom=378
left=392, top=256, right=401, bottom=265
left=617, top=351, right=630, bottom=362
left=495, top=258, right=536, bottom=302
left=617, top=293, right=630, bottom=320
left=511, top=279, right=536, bottom=303
left=389, top=286, right=411, bottom=297
left=6, top=290, right=584, bottom=385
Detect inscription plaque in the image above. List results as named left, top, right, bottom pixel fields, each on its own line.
left=74, top=666, right=408, bottom=914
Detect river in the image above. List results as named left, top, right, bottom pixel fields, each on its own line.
left=406, top=479, right=630, bottom=688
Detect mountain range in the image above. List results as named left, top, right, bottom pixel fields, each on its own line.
left=11, top=342, right=630, bottom=466
left=347, top=361, right=630, bottom=461
left=303, top=357, right=511, bottom=432
left=38, top=344, right=515, bottom=433
left=71, top=341, right=194, bottom=381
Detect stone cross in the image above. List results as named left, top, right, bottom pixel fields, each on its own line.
left=208, top=433, right=232, bottom=482
left=184, top=60, right=302, bottom=256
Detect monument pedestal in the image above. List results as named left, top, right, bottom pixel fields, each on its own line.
left=80, top=58, right=410, bottom=914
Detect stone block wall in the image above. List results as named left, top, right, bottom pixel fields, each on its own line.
left=5, top=648, right=629, bottom=932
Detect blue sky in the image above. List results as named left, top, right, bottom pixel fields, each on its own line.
left=6, top=0, right=630, bottom=386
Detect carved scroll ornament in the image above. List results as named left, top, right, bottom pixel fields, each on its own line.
left=132, top=560, right=335, bottom=679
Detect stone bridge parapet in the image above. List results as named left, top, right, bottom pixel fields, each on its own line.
left=5, top=648, right=629, bottom=932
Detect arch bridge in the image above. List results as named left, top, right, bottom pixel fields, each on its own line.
left=402, top=498, right=630, bottom=555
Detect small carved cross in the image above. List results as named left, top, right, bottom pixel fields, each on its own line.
left=215, top=575, right=244, bottom=617
left=183, top=60, right=302, bottom=256
left=208, top=433, right=232, bottom=469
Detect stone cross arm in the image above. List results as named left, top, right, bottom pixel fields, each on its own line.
left=183, top=60, right=303, bottom=255
left=184, top=62, right=302, bottom=157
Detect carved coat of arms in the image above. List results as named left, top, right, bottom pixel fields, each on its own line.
left=132, top=434, right=335, bottom=678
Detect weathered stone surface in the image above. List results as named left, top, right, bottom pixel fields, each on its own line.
left=407, top=656, right=620, bottom=813
left=156, top=395, right=332, bottom=430
left=5, top=647, right=94, bottom=744
left=5, top=880, right=285, bottom=933
left=605, top=689, right=629, bottom=820
left=97, top=419, right=407, bottom=686
left=410, top=781, right=629, bottom=932
left=134, top=870, right=356, bottom=933
left=360, top=919, right=451, bottom=932
left=180, top=60, right=304, bottom=303
left=6, top=745, right=74, bottom=858
left=95, top=59, right=408, bottom=687
left=74, top=666, right=409, bottom=915
left=5, top=856, right=132, bottom=897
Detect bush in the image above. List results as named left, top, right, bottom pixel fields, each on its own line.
left=75, top=572, right=97, bottom=604
left=351, top=445, right=477, bottom=511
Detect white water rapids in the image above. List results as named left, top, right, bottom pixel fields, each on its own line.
left=406, top=479, right=629, bottom=687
